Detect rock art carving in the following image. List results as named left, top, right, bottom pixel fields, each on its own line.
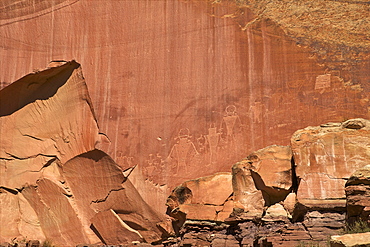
left=291, top=118, right=370, bottom=208
left=166, top=128, right=199, bottom=175
left=314, top=74, right=331, bottom=91
left=220, top=105, right=242, bottom=143
left=205, top=124, right=222, bottom=164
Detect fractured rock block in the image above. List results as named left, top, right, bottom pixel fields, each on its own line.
left=166, top=173, right=233, bottom=223
left=63, top=149, right=166, bottom=244
left=232, top=145, right=293, bottom=217
left=91, top=210, right=144, bottom=245
left=291, top=118, right=370, bottom=207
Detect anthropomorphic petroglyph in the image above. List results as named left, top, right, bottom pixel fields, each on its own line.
left=166, top=128, right=199, bottom=175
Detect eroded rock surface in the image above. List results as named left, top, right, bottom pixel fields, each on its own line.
left=291, top=118, right=370, bottom=208
left=0, top=62, right=168, bottom=246
left=346, top=165, right=370, bottom=224
left=166, top=172, right=233, bottom=233
left=1, top=0, right=369, bottom=194
left=232, top=145, right=293, bottom=218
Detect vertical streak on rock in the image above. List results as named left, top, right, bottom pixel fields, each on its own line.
left=247, top=27, right=255, bottom=151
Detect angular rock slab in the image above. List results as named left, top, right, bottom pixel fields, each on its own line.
left=0, top=61, right=103, bottom=244
left=63, top=149, right=166, bottom=244
left=0, top=189, right=45, bottom=243
left=0, top=61, right=103, bottom=190
left=291, top=119, right=370, bottom=207
left=166, top=173, right=233, bottom=222
left=232, top=145, right=293, bottom=216
left=22, top=178, right=89, bottom=246
left=0, top=61, right=101, bottom=163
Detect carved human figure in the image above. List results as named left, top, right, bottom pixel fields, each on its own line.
left=145, top=154, right=157, bottom=179
left=166, top=128, right=199, bottom=175
left=205, top=123, right=221, bottom=164
left=249, top=101, right=263, bottom=123
left=220, top=105, right=242, bottom=143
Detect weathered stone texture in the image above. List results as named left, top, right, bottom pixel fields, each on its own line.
left=291, top=119, right=370, bottom=207
left=1, top=0, right=369, bottom=192
left=166, top=173, right=233, bottom=224
left=232, top=145, right=293, bottom=218
left=330, top=232, right=370, bottom=247
left=346, top=165, right=370, bottom=224
left=0, top=63, right=168, bottom=246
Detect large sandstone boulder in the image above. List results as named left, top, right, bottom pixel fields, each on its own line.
left=232, top=145, right=293, bottom=218
left=0, top=62, right=168, bottom=246
left=291, top=119, right=370, bottom=208
left=166, top=172, right=233, bottom=230
left=63, top=149, right=167, bottom=245
left=0, top=61, right=100, bottom=244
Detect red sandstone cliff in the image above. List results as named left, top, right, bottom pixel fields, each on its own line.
left=1, top=0, right=370, bottom=245
left=0, top=0, right=369, bottom=193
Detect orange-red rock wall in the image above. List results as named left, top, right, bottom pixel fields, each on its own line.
left=1, top=0, right=369, bottom=188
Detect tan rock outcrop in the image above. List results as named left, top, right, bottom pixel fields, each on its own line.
left=0, top=62, right=168, bottom=246
left=291, top=119, right=370, bottom=208
left=232, top=145, right=293, bottom=218
left=63, top=149, right=166, bottom=244
left=262, top=203, right=288, bottom=222
left=0, top=61, right=100, bottom=245
left=166, top=173, right=233, bottom=226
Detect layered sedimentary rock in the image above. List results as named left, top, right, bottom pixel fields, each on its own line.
left=0, top=62, right=167, bottom=246
left=291, top=119, right=370, bottom=208
left=346, top=165, right=370, bottom=224
left=0, top=0, right=369, bottom=192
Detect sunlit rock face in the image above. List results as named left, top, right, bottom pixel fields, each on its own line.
left=0, top=0, right=369, bottom=191
left=291, top=119, right=370, bottom=208
left=0, top=62, right=168, bottom=246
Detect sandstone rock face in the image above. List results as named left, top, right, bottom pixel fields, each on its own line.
left=63, top=150, right=166, bottom=245
left=291, top=119, right=370, bottom=208
left=166, top=172, right=233, bottom=232
left=232, top=145, right=293, bottom=217
left=0, top=61, right=99, bottom=244
left=0, top=63, right=167, bottom=246
left=0, top=0, right=369, bottom=193
left=346, top=165, right=370, bottom=224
